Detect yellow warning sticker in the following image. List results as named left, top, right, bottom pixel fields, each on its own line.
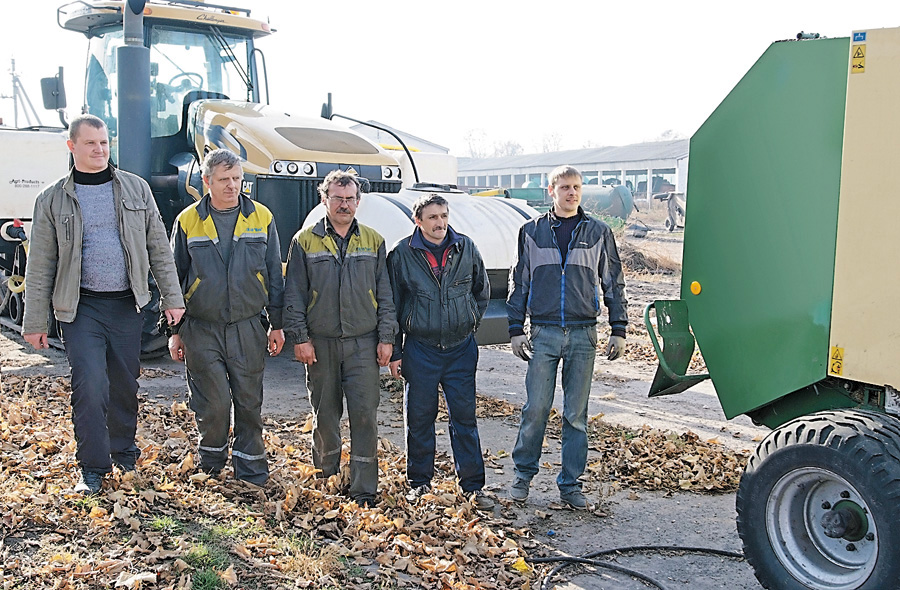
left=830, top=346, right=844, bottom=375
left=851, top=44, right=866, bottom=74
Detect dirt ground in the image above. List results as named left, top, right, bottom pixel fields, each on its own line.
left=0, top=207, right=768, bottom=589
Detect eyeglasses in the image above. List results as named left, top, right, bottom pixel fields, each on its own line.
left=327, top=196, right=359, bottom=206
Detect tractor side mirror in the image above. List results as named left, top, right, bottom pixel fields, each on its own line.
left=40, top=67, right=67, bottom=111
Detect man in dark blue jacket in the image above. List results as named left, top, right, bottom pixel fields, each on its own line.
left=387, top=193, right=494, bottom=510
left=507, top=165, right=628, bottom=509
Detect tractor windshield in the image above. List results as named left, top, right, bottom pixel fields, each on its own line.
left=84, top=23, right=256, bottom=155
left=148, top=26, right=254, bottom=136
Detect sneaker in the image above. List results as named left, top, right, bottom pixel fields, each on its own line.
left=113, top=460, right=135, bottom=473
left=472, top=490, right=495, bottom=511
left=74, top=470, right=103, bottom=495
left=405, top=484, right=431, bottom=503
left=508, top=478, right=530, bottom=502
left=560, top=489, right=592, bottom=510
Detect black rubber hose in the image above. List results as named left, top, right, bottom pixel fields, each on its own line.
left=529, top=545, right=745, bottom=590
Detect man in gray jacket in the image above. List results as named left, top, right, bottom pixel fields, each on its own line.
left=23, top=114, right=185, bottom=495
left=283, top=170, right=397, bottom=507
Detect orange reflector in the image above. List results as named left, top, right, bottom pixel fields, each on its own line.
left=690, top=281, right=701, bottom=295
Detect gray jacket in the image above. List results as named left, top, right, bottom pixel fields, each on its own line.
left=22, top=166, right=184, bottom=334
left=171, top=194, right=283, bottom=328
left=283, top=217, right=397, bottom=344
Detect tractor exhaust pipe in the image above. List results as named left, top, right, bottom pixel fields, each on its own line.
left=117, top=0, right=151, bottom=182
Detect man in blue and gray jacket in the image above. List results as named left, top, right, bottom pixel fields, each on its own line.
left=507, top=165, right=628, bottom=510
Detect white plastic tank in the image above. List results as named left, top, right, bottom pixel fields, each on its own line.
left=302, top=186, right=538, bottom=271
left=0, top=128, right=69, bottom=223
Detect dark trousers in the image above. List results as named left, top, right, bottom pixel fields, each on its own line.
left=60, top=294, right=142, bottom=473
left=181, top=316, right=268, bottom=485
left=306, top=333, right=380, bottom=499
left=403, top=335, right=485, bottom=492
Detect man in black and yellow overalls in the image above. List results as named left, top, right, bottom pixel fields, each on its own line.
left=169, top=149, right=284, bottom=485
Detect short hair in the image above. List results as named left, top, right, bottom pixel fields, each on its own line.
left=318, top=169, right=361, bottom=200
left=412, top=193, right=449, bottom=220
left=548, top=165, right=582, bottom=187
left=202, top=149, right=242, bottom=178
left=68, top=114, right=106, bottom=141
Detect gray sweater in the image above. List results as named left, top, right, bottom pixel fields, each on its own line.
left=74, top=181, right=130, bottom=292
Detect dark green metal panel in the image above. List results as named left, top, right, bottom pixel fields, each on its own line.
left=682, top=37, right=850, bottom=420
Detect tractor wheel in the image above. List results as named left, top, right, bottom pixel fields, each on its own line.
left=7, top=291, right=24, bottom=325
left=0, top=273, right=8, bottom=315
left=736, top=409, right=900, bottom=590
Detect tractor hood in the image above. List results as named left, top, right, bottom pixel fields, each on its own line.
left=187, top=100, right=400, bottom=176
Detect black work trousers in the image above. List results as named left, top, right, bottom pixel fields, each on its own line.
left=60, top=294, right=143, bottom=474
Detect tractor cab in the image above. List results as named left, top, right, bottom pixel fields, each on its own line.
left=59, top=1, right=272, bottom=225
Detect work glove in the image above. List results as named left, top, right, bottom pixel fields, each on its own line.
left=606, top=335, right=626, bottom=361
left=510, top=334, right=532, bottom=361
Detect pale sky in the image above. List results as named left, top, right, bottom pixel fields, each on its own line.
left=2, top=1, right=897, bottom=155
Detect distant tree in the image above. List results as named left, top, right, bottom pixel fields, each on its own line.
left=655, top=129, right=686, bottom=141
left=492, top=140, right=523, bottom=157
left=464, top=129, right=489, bottom=158
left=541, top=132, right=562, bottom=153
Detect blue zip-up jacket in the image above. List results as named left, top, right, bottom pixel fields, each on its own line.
left=507, top=207, right=627, bottom=337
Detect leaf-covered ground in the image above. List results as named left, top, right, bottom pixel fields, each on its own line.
left=0, top=373, right=530, bottom=589
left=0, top=370, right=748, bottom=589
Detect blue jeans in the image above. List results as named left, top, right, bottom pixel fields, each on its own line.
left=403, top=335, right=485, bottom=492
left=512, top=324, right=597, bottom=493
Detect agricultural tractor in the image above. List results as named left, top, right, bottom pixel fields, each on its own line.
left=645, top=28, right=900, bottom=589
left=0, top=0, right=535, bottom=348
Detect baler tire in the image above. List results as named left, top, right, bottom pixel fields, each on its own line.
left=736, top=409, right=900, bottom=590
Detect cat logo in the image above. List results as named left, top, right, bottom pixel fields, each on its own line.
left=242, top=180, right=254, bottom=195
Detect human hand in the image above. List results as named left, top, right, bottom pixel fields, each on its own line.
left=510, top=335, right=532, bottom=361
left=389, top=359, right=402, bottom=378
left=377, top=343, right=393, bottom=367
left=294, top=341, right=317, bottom=364
left=168, top=334, right=185, bottom=362
left=164, top=307, right=185, bottom=326
left=606, top=335, right=626, bottom=361
left=23, top=333, right=49, bottom=350
left=268, top=329, right=284, bottom=356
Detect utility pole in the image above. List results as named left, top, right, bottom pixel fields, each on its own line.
left=0, top=58, right=42, bottom=128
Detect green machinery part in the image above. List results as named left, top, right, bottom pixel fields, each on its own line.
left=649, top=36, right=866, bottom=428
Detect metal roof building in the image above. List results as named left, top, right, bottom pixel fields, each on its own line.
left=457, top=138, right=689, bottom=204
